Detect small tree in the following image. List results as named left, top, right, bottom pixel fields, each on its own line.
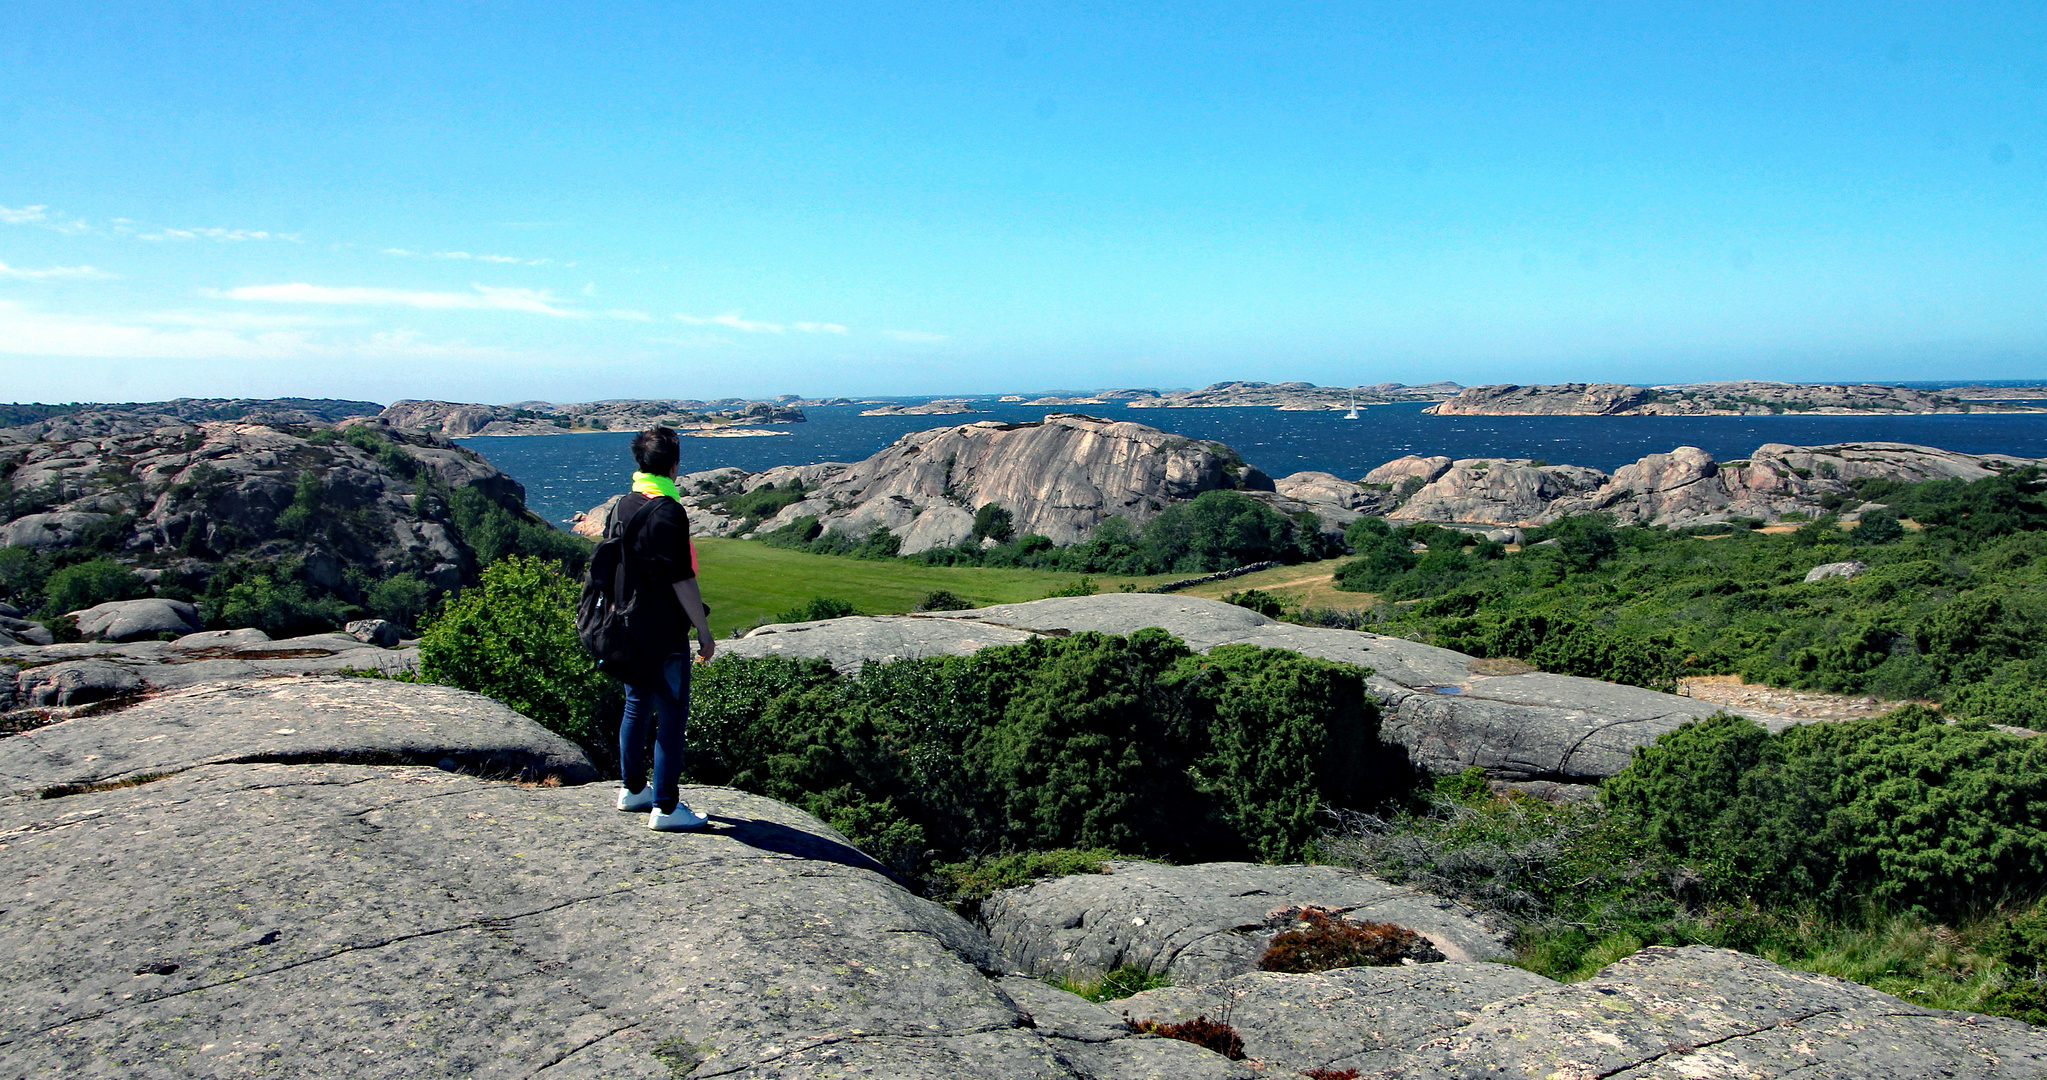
left=973, top=503, right=1016, bottom=544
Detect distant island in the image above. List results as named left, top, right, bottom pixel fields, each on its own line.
left=380, top=398, right=811, bottom=436
left=1427, top=381, right=2047, bottom=416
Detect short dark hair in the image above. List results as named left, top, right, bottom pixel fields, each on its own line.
left=632, top=426, right=681, bottom=475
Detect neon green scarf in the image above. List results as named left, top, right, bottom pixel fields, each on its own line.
left=632, top=471, right=683, bottom=502
left=631, top=471, right=698, bottom=575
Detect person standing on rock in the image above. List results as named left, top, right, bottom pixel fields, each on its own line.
left=612, top=426, right=718, bottom=831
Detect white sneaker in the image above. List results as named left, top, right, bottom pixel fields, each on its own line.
left=648, top=801, right=710, bottom=832
left=616, top=786, right=656, bottom=812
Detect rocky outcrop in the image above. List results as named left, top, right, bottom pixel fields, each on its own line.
left=1805, top=560, right=1870, bottom=583
left=1392, top=458, right=1610, bottom=525
left=379, top=397, right=809, bottom=436
left=1350, top=441, right=2045, bottom=528
left=980, top=860, right=1506, bottom=986
left=1429, top=380, right=2045, bottom=415
left=733, top=414, right=1260, bottom=552
left=0, top=408, right=550, bottom=615
left=726, top=594, right=1786, bottom=784
left=859, top=399, right=984, bottom=416
left=65, top=598, right=204, bottom=642
left=1119, top=381, right=1461, bottom=410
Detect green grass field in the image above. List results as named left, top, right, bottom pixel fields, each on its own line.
left=692, top=537, right=1183, bottom=637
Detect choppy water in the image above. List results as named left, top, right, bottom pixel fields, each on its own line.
left=461, top=401, right=2047, bottom=527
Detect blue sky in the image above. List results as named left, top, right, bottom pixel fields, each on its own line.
left=1, top=2, right=2041, bottom=404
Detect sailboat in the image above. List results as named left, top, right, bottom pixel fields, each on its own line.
left=1344, top=394, right=1359, bottom=420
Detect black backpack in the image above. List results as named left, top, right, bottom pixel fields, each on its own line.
left=576, top=495, right=657, bottom=675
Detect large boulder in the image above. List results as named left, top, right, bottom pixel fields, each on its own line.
left=1362, top=454, right=1453, bottom=487
left=750, top=414, right=1249, bottom=552
left=1805, top=560, right=1871, bottom=583
left=0, top=763, right=1250, bottom=1079
left=0, top=676, right=598, bottom=795
left=980, top=860, right=1506, bottom=986
left=1393, top=459, right=1610, bottom=526
left=13, top=659, right=146, bottom=708
left=66, top=598, right=204, bottom=642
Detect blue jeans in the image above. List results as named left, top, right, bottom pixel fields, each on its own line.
left=620, top=654, right=691, bottom=812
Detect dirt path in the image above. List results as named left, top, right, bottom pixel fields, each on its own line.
left=1677, top=674, right=1918, bottom=721
left=1176, top=563, right=1377, bottom=611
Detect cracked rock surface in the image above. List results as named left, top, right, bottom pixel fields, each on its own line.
left=0, top=677, right=599, bottom=794
left=729, top=595, right=1778, bottom=782
left=0, top=764, right=1252, bottom=1079
left=980, top=860, right=1506, bottom=986
left=1379, top=945, right=2047, bottom=1079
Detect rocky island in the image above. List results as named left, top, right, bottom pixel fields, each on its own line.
left=380, top=397, right=809, bottom=436
left=1427, top=380, right=2047, bottom=415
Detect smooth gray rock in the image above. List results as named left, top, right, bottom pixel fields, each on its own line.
left=732, top=595, right=1771, bottom=781
left=0, top=764, right=1246, bottom=1079
left=980, top=860, right=1505, bottom=986
left=66, top=597, right=204, bottom=642
left=0, top=676, right=598, bottom=794
left=1380, top=945, right=2047, bottom=1078
left=1120, top=962, right=1557, bottom=1076
left=0, top=630, right=417, bottom=695
left=14, top=659, right=146, bottom=708
left=1805, top=559, right=1871, bottom=583
left=0, top=602, right=20, bottom=617
left=345, top=617, right=402, bottom=646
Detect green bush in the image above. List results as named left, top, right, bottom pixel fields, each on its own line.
left=686, top=630, right=1393, bottom=872
left=365, top=572, right=434, bottom=630
left=774, top=596, right=856, bottom=624
left=1221, top=588, right=1289, bottom=618
left=914, top=589, right=974, bottom=612
left=40, top=558, right=145, bottom=617
left=1603, top=708, right=2047, bottom=921
left=418, top=555, right=612, bottom=743
left=0, top=544, right=50, bottom=604
left=207, top=567, right=354, bottom=637
left=973, top=502, right=1015, bottom=544
left=928, top=847, right=1115, bottom=904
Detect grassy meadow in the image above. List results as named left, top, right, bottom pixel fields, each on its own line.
left=692, top=536, right=1185, bottom=637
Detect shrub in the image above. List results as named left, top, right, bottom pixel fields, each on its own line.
left=1257, top=907, right=1445, bottom=972
left=973, top=502, right=1015, bottom=544
left=929, top=848, right=1116, bottom=904
left=0, top=545, right=50, bottom=604
left=39, top=558, right=143, bottom=616
left=208, top=567, right=354, bottom=637
left=774, top=597, right=856, bottom=624
left=365, top=572, right=434, bottom=630
left=418, top=555, right=612, bottom=743
left=914, top=589, right=975, bottom=612
left=1602, top=708, right=2047, bottom=921
left=686, top=630, right=1392, bottom=871
left=1124, top=1014, right=1244, bottom=1059
left=1222, top=588, right=1289, bottom=618
left=1044, top=577, right=1099, bottom=597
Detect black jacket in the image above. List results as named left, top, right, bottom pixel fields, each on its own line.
left=609, top=493, right=696, bottom=658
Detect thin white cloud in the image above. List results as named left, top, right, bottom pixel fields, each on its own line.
left=218, top=282, right=587, bottom=318
left=581, top=282, right=599, bottom=297
left=134, top=226, right=301, bottom=242
left=605, top=309, right=655, bottom=322
left=0, top=205, right=48, bottom=225
left=887, top=329, right=949, bottom=342
left=795, top=321, right=850, bottom=335
left=0, top=299, right=502, bottom=361
left=142, top=309, right=365, bottom=330
left=0, top=260, right=112, bottom=280
left=382, top=246, right=550, bottom=266
left=676, top=311, right=784, bottom=334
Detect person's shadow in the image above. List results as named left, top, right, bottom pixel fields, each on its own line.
left=707, top=816, right=896, bottom=880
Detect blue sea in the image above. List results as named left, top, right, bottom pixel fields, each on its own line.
left=461, top=401, right=2047, bottom=528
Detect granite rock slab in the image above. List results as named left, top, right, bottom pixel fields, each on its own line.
left=1379, top=945, right=2047, bottom=1079
left=0, top=676, right=599, bottom=794
left=980, top=860, right=1506, bottom=986
left=0, top=764, right=1248, bottom=1079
